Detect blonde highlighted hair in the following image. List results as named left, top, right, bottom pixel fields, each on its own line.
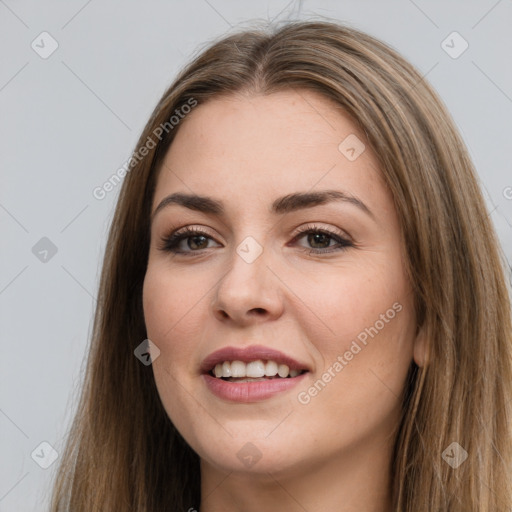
left=49, top=20, right=512, bottom=511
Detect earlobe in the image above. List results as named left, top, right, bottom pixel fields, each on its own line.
left=413, top=324, right=429, bottom=368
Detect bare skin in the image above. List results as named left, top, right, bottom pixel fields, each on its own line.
left=143, top=89, right=426, bottom=512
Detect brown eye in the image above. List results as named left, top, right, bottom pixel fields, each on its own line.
left=307, top=232, right=332, bottom=249
left=159, top=228, right=220, bottom=254
left=159, top=225, right=353, bottom=256
left=292, top=225, right=353, bottom=255
left=187, top=235, right=209, bottom=250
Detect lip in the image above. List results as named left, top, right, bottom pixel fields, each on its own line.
left=200, top=344, right=311, bottom=403
left=200, top=344, right=311, bottom=374
left=202, top=372, right=308, bottom=402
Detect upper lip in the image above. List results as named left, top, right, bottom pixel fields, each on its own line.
left=200, top=345, right=311, bottom=374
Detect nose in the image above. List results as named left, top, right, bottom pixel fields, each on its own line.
left=210, top=242, right=284, bottom=325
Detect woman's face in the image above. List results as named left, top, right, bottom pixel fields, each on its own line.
left=143, top=89, right=425, bottom=477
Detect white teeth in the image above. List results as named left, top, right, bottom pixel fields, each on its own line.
left=231, top=360, right=246, bottom=378
left=222, top=361, right=232, bottom=377
left=211, top=359, right=304, bottom=379
left=277, top=364, right=289, bottom=378
left=265, top=360, right=278, bottom=376
left=214, top=363, right=223, bottom=378
left=246, top=360, right=266, bottom=378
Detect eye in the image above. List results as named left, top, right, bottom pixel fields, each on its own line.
left=158, top=223, right=353, bottom=256
left=158, top=226, right=220, bottom=254
left=290, top=223, right=353, bottom=254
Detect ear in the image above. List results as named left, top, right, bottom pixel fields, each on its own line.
left=413, top=324, right=428, bottom=368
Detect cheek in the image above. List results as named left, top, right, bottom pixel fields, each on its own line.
left=143, top=261, right=204, bottom=342
left=142, top=265, right=201, bottom=426
left=289, top=254, right=411, bottom=356
left=142, top=265, right=197, bottom=391
left=294, top=303, right=414, bottom=448
left=291, top=254, right=415, bottom=417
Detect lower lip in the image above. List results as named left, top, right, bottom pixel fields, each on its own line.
left=202, top=372, right=308, bottom=402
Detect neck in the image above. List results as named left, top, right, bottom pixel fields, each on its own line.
left=199, top=433, right=395, bottom=512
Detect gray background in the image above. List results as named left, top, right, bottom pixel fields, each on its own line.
left=1, top=1, right=511, bottom=510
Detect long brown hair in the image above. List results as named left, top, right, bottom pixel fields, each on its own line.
left=49, top=20, right=512, bottom=511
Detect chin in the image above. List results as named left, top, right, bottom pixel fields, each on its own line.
left=194, top=433, right=307, bottom=477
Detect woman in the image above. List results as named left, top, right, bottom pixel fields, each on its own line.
left=49, top=20, right=512, bottom=511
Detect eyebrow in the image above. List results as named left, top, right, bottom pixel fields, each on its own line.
left=151, top=189, right=374, bottom=223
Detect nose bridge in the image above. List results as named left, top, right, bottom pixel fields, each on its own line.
left=211, top=233, right=283, bottom=322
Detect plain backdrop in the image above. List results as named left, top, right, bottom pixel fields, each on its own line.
left=1, top=1, right=511, bottom=510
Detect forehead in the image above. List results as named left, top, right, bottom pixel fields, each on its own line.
left=154, top=89, right=385, bottom=211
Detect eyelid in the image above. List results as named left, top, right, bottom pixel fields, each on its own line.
left=157, top=224, right=221, bottom=253
left=157, top=221, right=354, bottom=256
left=160, top=222, right=350, bottom=246
left=172, top=224, right=217, bottom=239
left=290, top=222, right=352, bottom=243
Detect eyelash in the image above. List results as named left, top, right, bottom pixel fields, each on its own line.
left=158, top=223, right=353, bottom=256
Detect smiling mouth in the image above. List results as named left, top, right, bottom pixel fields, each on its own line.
left=209, top=359, right=308, bottom=382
